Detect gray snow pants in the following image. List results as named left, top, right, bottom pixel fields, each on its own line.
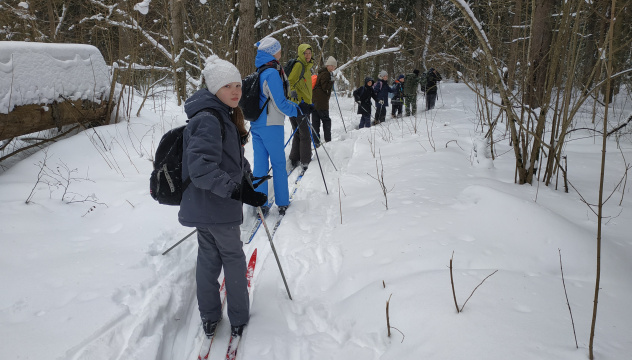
left=196, top=225, right=249, bottom=326
left=289, top=115, right=313, bottom=165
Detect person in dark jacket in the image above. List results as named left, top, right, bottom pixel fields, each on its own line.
left=373, top=70, right=392, bottom=124
left=180, top=55, right=267, bottom=340
left=425, top=67, right=442, bottom=110
left=250, top=37, right=304, bottom=216
left=391, top=74, right=405, bottom=119
left=404, top=69, right=422, bottom=116
left=353, top=77, right=377, bottom=129
left=311, top=56, right=337, bottom=147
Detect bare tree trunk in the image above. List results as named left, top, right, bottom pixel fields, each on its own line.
left=237, top=0, right=256, bottom=76
left=328, top=0, right=337, bottom=57
left=170, top=0, right=186, bottom=105
left=46, top=0, right=56, bottom=41
left=507, top=0, right=523, bottom=91
left=260, top=0, right=270, bottom=36
left=590, top=5, right=617, bottom=358
left=525, top=0, right=553, bottom=109
left=351, top=12, right=356, bottom=89
left=360, top=0, right=369, bottom=79
left=422, top=3, right=433, bottom=70
left=415, top=0, right=424, bottom=70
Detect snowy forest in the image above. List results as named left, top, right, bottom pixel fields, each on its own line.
left=2, top=0, right=632, bottom=184
left=1, top=1, right=632, bottom=360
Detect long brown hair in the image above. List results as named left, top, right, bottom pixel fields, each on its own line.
left=231, top=106, right=249, bottom=144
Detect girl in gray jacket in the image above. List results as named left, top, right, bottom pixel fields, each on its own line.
left=179, top=55, right=266, bottom=339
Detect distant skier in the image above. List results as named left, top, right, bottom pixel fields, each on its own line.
left=404, top=69, right=422, bottom=116
left=391, top=74, right=405, bottom=119
left=312, top=56, right=337, bottom=147
left=425, top=68, right=442, bottom=110
left=373, top=70, right=392, bottom=124
left=353, top=77, right=378, bottom=129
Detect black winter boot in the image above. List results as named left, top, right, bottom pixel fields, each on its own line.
left=203, top=319, right=220, bottom=338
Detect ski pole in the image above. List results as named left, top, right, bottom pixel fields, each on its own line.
left=307, top=115, right=329, bottom=194
left=332, top=83, right=348, bottom=133
left=243, top=176, right=293, bottom=300
left=162, top=229, right=197, bottom=255
left=307, top=121, right=337, bottom=171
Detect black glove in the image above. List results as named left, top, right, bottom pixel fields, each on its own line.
left=250, top=173, right=272, bottom=189
left=230, top=177, right=267, bottom=207
left=298, top=102, right=314, bottom=116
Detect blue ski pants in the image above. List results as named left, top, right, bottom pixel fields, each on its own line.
left=251, top=125, right=290, bottom=207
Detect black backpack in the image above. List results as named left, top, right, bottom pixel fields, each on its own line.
left=149, top=108, right=224, bottom=205
left=284, top=58, right=305, bottom=86
left=420, top=71, right=429, bottom=91
left=239, top=64, right=275, bottom=121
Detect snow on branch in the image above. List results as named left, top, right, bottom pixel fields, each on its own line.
left=254, top=23, right=300, bottom=46
left=387, top=27, right=405, bottom=43
left=85, top=0, right=172, bottom=62
left=336, top=46, right=401, bottom=74
left=447, top=0, right=506, bottom=96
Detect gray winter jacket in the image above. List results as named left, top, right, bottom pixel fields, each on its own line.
left=178, top=89, right=250, bottom=227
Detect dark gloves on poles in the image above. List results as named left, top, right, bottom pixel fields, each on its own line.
left=231, top=180, right=267, bottom=207
left=298, top=102, right=314, bottom=116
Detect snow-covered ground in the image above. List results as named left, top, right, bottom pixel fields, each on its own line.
left=1, top=82, right=631, bottom=360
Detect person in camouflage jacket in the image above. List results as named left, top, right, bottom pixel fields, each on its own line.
left=403, top=69, right=421, bottom=116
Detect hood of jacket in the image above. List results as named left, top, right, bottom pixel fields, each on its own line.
left=184, top=88, right=231, bottom=120
left=255, top=51, right=277, bottom=69
left=297, top=44, right=313, bottom=66
left=364, top=77, right=374, bottom=86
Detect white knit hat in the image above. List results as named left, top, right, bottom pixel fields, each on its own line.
left=203, top=55, right=242, bottom=95
left=378, top=70, right=388, bottom=78
left=325, top=56, right=337, bottom=67
left=257, top=37, right=282, bottom=56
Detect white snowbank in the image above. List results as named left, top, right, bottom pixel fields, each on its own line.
left=0, top=41, right=111, bottom=114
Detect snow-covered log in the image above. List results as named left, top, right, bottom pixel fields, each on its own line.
left=0, top=42, right=111, bottom=141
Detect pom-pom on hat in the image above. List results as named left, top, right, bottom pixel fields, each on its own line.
left=203, top=55, right=242, bottom=95
left=257, top=37, right=282, bottom=56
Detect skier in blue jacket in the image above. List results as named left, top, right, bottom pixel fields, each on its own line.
left=250, top=37, right=311, bottom=216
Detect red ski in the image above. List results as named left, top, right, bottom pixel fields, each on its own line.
left=197, top=279, right=226, bottom=360
left=225, top=249, right=258, bottom=360
left=197, top=249, right=257, bottom=360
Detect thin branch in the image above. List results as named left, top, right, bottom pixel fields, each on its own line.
left=559, top=249, right=578, bottom=349
left=459, top=270, right=498, bottom=312
left=450, top=251, right=460, bottom=313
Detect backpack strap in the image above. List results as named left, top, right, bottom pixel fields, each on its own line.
left=257, top=65, right=276, bottom=112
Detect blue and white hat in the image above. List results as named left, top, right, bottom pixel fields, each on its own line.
left=257, top=37, right=282, bottom=56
